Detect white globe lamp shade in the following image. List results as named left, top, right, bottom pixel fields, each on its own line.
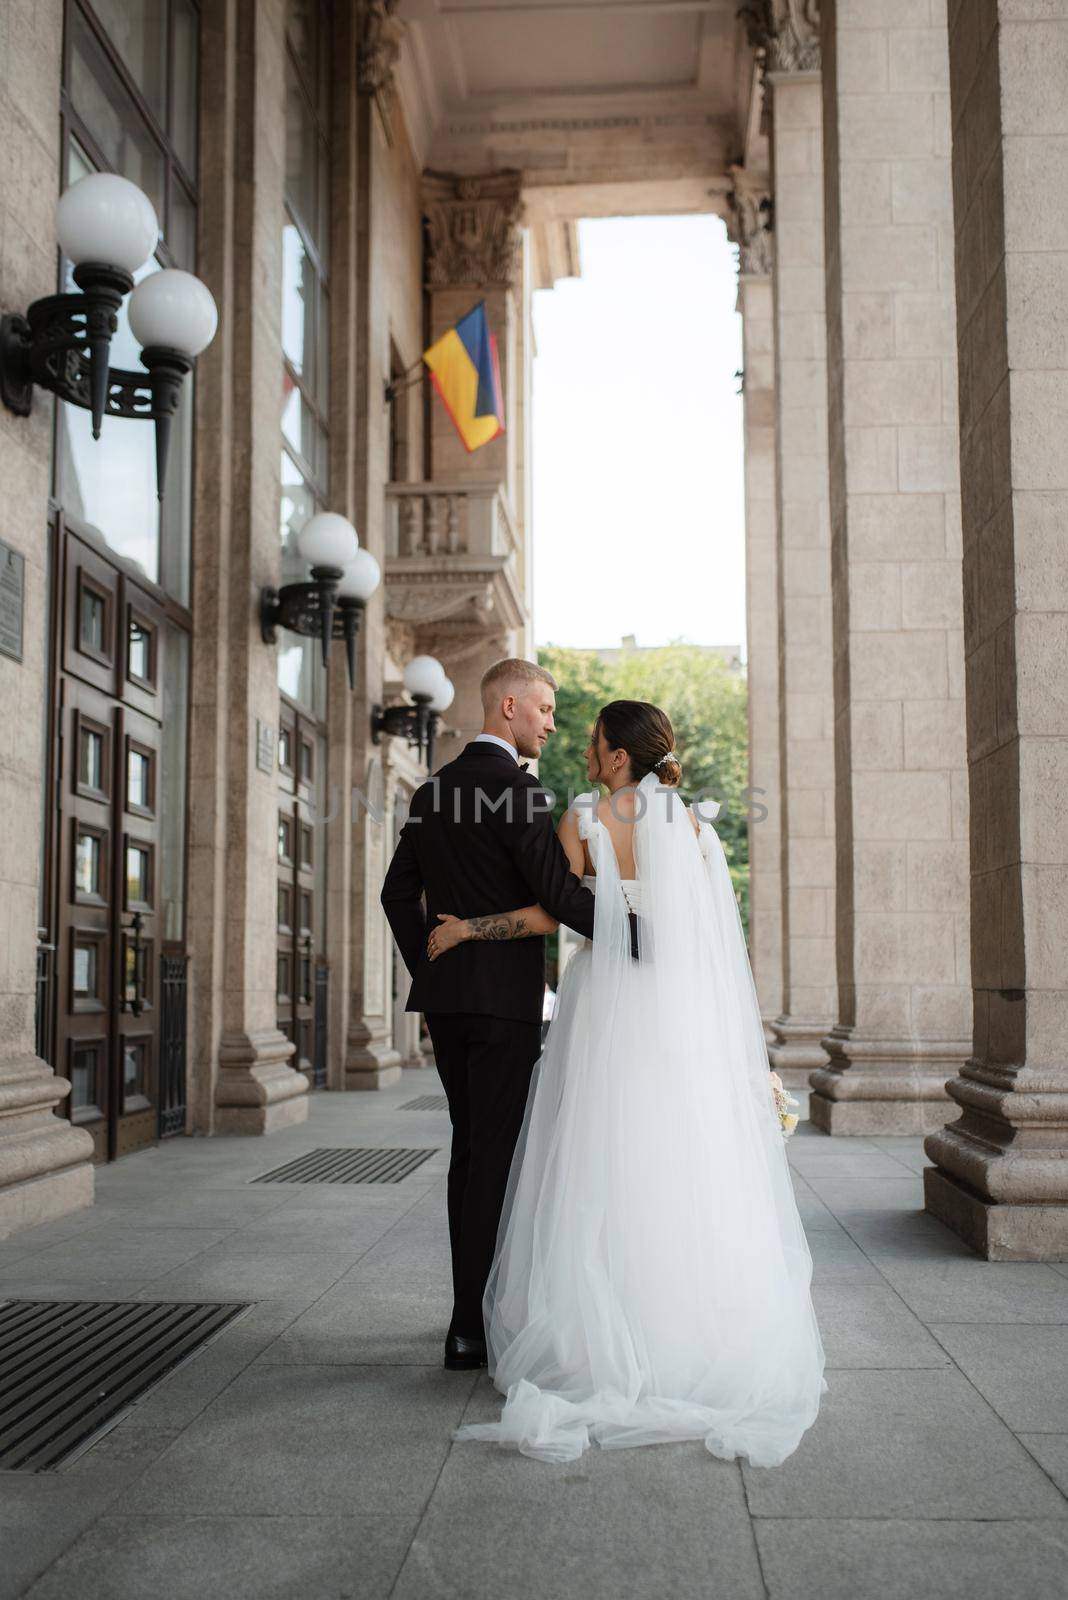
left=56, top=173, right=159, bottom=273
left=296, top=512, right=358, bottom=570
left=337, top=549, right=381, bottom=602
left=404, top=655, right=447, bottom=699
left=128, top=269, right=218, bottom=357
left=429, top=676, right=455, bottom=714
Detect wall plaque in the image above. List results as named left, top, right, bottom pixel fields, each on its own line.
left=0, top=540, right=25, bottom=663
left=256, top=719, right=275, bottom=774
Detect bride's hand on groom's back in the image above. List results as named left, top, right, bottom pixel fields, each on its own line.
left=427, top=913, right=468, bottom=961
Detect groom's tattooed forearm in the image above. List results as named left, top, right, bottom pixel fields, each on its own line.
left=467, top=914, right=528, bottom=942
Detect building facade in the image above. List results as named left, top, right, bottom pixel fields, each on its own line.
left=1, top=0, right=1066, bottom=1262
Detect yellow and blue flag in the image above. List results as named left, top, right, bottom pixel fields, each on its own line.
left=422, top=302, right=504, bottom=453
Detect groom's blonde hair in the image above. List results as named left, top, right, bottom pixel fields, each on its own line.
left=480, top=657, right=557, bottom=711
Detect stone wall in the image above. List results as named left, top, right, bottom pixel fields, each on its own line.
left=0, top=1, right=95, bottom=1234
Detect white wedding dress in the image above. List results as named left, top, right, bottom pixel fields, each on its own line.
left=454, top=774, right=827, bottom=1466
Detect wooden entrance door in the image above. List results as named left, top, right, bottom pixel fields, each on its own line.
left=53, top=529, right=168, bottom=1161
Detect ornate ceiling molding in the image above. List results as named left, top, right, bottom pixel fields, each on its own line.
left=422, top=169, right=525, bottom=290
left=726, top=168, right=774, bottom=277
left=739, top=0, right=821, bottom=75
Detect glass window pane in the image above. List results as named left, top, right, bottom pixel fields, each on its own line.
left=123, top=1040, right=147, bottom=1100
left=80, top=727, right=104, bottom=789
left=74, top=942, right=98, bottom=998
left=91, top=0, right=168, bottom=122
left=80, top=589, right=106, bottom=652
left=316, top=282, right=330, bottom=412
left=127, top=843, right=150, bottom=903
left=168, top=177, right=197, bottom=270
left=284, top=53, right=321, bottom=254
left=171, top=0, right=199, bottom=174
left=281, top=383, right=327, bottom=486
left=71, top=1045, right=100, bottom=1111
left=129, top=619, right=151, bottom=680
left=286, top=0, right=319, bottom=99
left=128, top=748, right=150, bottom=808
left=76, top=832, right=101, bottom=896
left=69, top=10, right=166, bottom=219
left=282, top=220, right=316, bottom=385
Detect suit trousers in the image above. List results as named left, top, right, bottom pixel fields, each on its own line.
left=424, top=1011, right=543, bottom=1340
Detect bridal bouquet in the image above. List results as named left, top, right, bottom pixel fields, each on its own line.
left=768, top=1071, right=800, bottom=1138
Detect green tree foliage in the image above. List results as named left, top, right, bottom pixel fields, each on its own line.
left=537, top=643, right=752, bottom=934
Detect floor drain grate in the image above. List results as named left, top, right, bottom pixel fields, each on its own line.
left=0, top=1299, right=248, bottom=1472
left=401, top=1095, right=449, bottom=1112
left=251, top=1147, right=438, bottom=1185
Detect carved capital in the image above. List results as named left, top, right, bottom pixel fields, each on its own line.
left=422, top=170, right=525, bottom=290
left=739, top=0, right=821, bottom=75
left=357, top=0, right=405, bottom=97
left=726, top=168, right=774, bottom=277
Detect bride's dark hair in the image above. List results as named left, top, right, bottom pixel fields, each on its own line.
left=595, top=700, right=682, bottom=787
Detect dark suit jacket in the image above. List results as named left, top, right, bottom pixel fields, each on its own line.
left=381, top=740, right=596, bottom=1024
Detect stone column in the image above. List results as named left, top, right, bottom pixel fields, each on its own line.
left=810, top=0, right=971, bottom=1133
left=758, top=13, right=839, bottom=1087
left=925, top=2, right=1068, bottom=1256
left=191, top=0, right=308, bottom=1133
left=0, top=0, right=95, bottom=1234
left=344, top=8, right=407, bottom=1090
left=729, top=173, right=785, bottom=1034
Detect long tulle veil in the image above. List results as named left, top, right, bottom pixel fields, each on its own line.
left=459, top=773, right=826, bottom=1465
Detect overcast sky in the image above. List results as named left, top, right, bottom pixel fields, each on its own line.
left=531, top=214, right=746, bottom=656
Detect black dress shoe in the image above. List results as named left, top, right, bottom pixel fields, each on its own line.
left=444, top=1331, right=488, bottom=1370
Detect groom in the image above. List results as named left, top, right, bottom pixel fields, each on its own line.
left=381, top=658, right=596, bottom=1369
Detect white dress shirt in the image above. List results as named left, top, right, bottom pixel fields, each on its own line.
left=472, top=733, right=521, bottom=764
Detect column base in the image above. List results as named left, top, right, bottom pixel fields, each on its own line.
left=923, top=1166, right=1068, bottom=1261
left=767, top=1018, right=831, bottom=1088
left=214, top=1029, right=309, bottom=1135
left=346, top=1024, right=402, bottom=1090
left=0, top=1054, right=96, bottom=1240
left=807, top=1028, right=967, bottom=1135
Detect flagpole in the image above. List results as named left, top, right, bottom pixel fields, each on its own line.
left=383, top=358, right=424, bottom=405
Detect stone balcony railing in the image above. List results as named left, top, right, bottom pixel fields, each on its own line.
left=382, top=480, right=525, bottom=642
left=385, top=479, right=519, bottom=562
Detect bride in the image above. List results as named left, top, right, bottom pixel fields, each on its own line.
left=425, top=699, right=826, bottom=1466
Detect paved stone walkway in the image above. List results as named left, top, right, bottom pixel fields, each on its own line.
left=2, top=1071, right=1067, bottom=1599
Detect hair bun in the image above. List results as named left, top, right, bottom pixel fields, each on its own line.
left=653, top=751, right=682, bottom=786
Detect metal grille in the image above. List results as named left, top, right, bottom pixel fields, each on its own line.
left=312, top=962, right=329, bottom=1089
left=401, top=1095, right=449, bottom=1112
left=251, top=1147, right=438, bottom=1185
left=35, top=937, right=54, bottom=1067
left=158, top=953, right=188, bottom=1138
left=0, top=1299, right=247, bottom=1471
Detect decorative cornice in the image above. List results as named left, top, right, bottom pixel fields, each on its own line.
left=738, top=0, right=821, bottom=75
left=422, top=170, right=525, bottom=290
left=726, top=167, right=774, bottom=277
